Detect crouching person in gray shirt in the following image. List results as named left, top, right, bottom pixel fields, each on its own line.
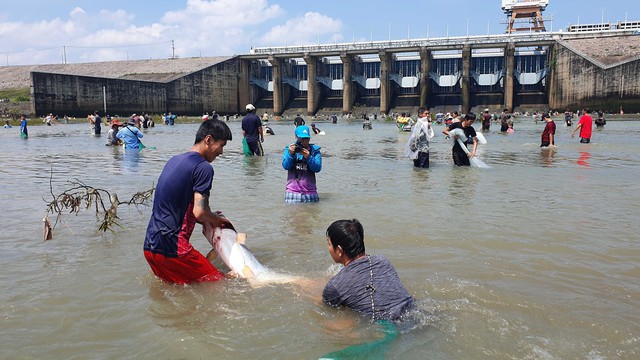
left=322, top=219, right=415, bottom=322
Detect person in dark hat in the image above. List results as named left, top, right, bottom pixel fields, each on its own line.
left=116, top=118, right=144, bottom=149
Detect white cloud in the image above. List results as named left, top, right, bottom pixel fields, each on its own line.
left=0, top=0, right=345, bottom=65
left=162, top=0, right=282, bottom=26
left=97, top=9, right=135, bottom=29
left=259, top=12, right=344, bottom=47
left=69, top=7, right=86, bottom=18
left=158, top=0, right=285, bottom=57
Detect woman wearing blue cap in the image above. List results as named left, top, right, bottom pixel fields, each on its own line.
left=282, top=125, right=322, bottom=203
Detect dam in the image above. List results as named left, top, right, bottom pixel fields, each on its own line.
left=14, top=27, right=640, bottom=117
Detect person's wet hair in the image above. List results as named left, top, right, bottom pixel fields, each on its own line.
left=326, top=219, right=365, bottom=259
left=194, top=118, right=232, bottom=144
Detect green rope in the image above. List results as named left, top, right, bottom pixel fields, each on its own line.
left=319, top=321, right=399, bottom=360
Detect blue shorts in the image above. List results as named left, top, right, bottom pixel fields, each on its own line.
left=285, top=192, right=319, bottom=203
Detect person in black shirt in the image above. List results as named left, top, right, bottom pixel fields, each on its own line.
left=294, top=114, right=305, bottom=127
left=443, top=113, right=478, bottom=166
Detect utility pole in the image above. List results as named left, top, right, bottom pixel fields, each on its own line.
left=172, top=40, right=175, bottom=59
left=103, top=86, right=107, bottom=115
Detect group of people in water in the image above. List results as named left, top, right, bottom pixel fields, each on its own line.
left=242, top=104, right=323, bottom=203
left=10, top=102, right=610, bottom=329
left=402, top=106, right=604, bottom=169
left=86, top=111, right=148, bottom=149
left=143, top=117, right=414, bottom=326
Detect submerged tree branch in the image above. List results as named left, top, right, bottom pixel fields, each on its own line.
left=43, top=171, right=155, bottom=238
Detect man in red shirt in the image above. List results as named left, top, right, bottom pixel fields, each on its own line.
left=572, top=108, right=593, bottom=143
left=540, top=113, right=556, bottom=147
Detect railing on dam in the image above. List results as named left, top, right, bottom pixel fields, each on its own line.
left=247, top=29, right=638, bottom=56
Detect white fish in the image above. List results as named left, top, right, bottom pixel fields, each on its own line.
left=450, top=128, right=491, bottom=168
left=204, top=225, right=269, bottom=279
left=203, top=224, right=306, bottom=287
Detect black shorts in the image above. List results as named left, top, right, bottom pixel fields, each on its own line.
left=413, top=151, right=429, bottom=168
left=247, top=140, right=264, bottom=156
left=540, top=141, right=550, bottom=147
left=452, top=145, right=470, bottom=166
left=580, top=138, right=590, bottom=144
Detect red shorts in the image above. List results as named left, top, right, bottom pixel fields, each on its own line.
left=144, top=248, right=224, bottom=285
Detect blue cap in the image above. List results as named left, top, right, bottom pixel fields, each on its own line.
left=295, top=125, right=311, bottom=138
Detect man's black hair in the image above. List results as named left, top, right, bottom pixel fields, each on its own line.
left=194, top=118, right=232, bottom=144
left=326, top=219, right=365, bottom=259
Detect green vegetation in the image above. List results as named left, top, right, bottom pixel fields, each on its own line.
left=0, top=88, right=30, bottom=102
left=0, top=88, right=31, bottom=120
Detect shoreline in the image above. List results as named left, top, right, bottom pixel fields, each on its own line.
left=4, top=114, right=639, bottom=128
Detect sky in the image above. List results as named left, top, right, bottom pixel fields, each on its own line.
left=1, top=0, right=639, bottom=66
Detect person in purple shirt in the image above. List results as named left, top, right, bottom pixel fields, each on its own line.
left=282, top=125, right=322, bottom=203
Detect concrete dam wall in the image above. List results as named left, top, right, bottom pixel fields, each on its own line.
left=20, top=33, right=640, bottom=117
left=549, top=36, right=640, bottom=112
left=29, top=57, right=243, bottom=117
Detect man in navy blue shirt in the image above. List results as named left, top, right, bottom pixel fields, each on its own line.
left=241, top=104, right=264, bottom=156
left=144, top=119, right=234, bottom=284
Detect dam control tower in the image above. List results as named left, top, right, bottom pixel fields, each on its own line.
left=502, top=0, right=549, bottom=33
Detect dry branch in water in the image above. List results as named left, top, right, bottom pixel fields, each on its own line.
left=43, top=173, right=154, bottom=240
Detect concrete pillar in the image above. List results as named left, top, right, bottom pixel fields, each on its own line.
left=303, top=53, right=318, bottom=116
left=239, top=59, right=251, bottom=113
left=546, top=44, right=556, bottom=110
left=504, top=42, right=516, bottom=112
left=268, top=56, right=284, bottom=116
left=379, top=50, right=391, bottom=115
left=340, top=52, right=353, bottom=115
left=461, top=44, right=471, bottom=114
left=419, top=47, right=431, bottom=109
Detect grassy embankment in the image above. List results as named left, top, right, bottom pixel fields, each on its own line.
left=0, top=88, right=30, bottom=124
